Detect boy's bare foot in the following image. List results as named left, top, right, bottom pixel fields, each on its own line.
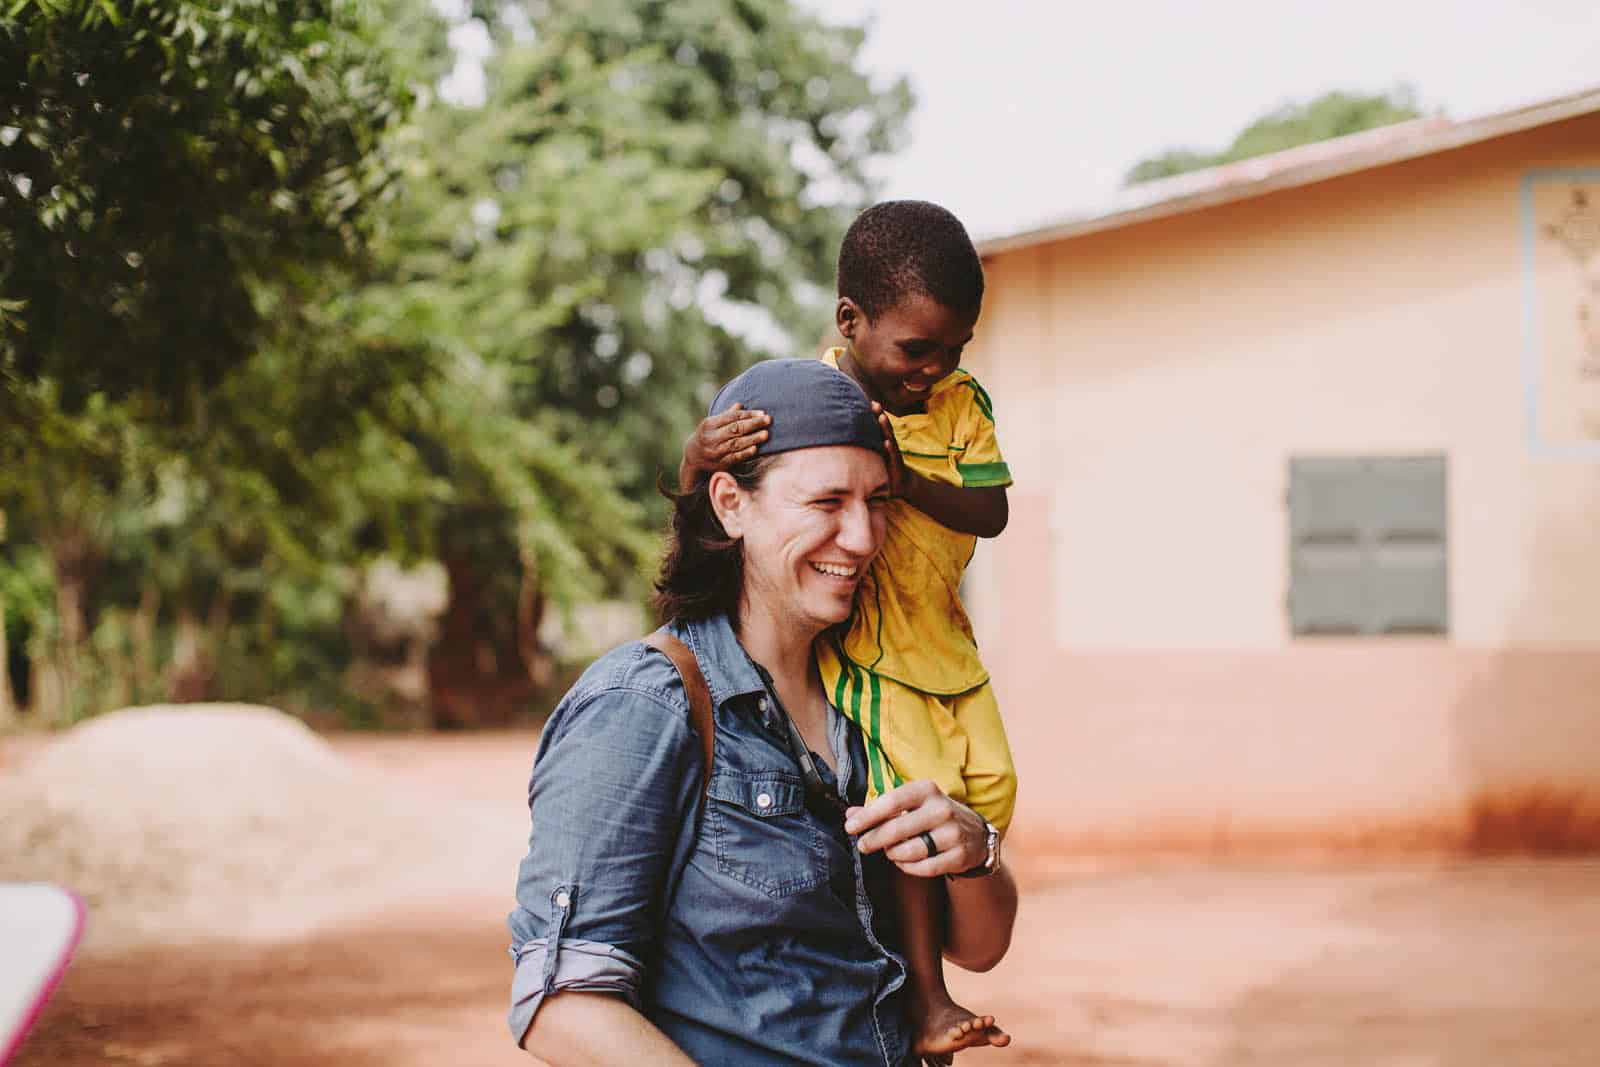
left=912, top=998, right=1011, bottom=1058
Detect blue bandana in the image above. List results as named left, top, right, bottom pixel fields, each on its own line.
left=710, top=358, right=882, bottom=458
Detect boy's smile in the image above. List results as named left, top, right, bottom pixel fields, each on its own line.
left=835, top=291, right=978, bottom=416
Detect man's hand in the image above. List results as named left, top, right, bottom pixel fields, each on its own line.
left=679, top=404, right=770, bottom=492
left=870, top=402, right=911, bottom=498
left=844, top=779, right=988, bottom=879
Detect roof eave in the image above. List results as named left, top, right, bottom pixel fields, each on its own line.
left=977, top=86, right=1600, bottom=258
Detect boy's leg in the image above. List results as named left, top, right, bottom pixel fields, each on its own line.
left=816, top=637, right=910, bottom=800
left=951, top=682, right=1017, bottom=836
left=892, top=868, right=1008, bottom=1057
left=846, top=662, right=1007, bottom=1055
left=818, top=641, right=1010, bottom=1052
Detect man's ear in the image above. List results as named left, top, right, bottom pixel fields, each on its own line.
left=707, top=470, right=745, bottom=538
left=835, top=297, right=863, bottom=341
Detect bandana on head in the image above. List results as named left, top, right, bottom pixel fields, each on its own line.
left=710, top=358, right=882, bottom=457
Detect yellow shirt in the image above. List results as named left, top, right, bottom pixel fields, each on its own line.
left=821, top=349, right=1012, bottom=694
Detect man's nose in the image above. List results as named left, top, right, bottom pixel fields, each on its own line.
left=835, top=500, right=878, bottom=556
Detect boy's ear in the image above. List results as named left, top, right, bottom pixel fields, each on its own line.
left=707, top=471, right=746, bottom=538
left=835, top=297, right=863, bottom=341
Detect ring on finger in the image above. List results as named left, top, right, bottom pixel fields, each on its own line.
left=919, top=830, right=938, bottom=859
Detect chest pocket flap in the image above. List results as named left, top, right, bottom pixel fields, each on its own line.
left=706, top=774, right=805, bottom=817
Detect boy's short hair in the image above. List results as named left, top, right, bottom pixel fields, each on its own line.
left=837, top=200, right=984, bottom=321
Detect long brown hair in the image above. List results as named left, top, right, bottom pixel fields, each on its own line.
left=653, top=456, right=778, bottom=623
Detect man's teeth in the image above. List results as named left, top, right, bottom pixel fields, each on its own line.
left=810, top=562, right=857, bottom=578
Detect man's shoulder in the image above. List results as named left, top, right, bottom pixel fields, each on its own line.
left=555, top=638, right=689, bottom=720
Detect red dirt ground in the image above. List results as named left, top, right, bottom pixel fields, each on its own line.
left=11, top=731, right=1600, bottom=1067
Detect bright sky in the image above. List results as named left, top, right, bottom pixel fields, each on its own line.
left=801, top=0, right=1600, bottom=240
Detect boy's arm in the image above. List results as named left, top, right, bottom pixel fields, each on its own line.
left=903, top=474, right=1008, bottom=539
left=677, top=404, right=771, bottom=492
left=872, top=407, right=1009, bottom=538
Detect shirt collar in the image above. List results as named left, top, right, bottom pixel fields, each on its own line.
left=671, top=612, right=767, bottom=711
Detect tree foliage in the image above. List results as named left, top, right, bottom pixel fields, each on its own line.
left=400, top=0, right=910, bottom=506
left=0, top=0, right=911, bottom=724
left=1124, top=87, right=1425, bottom=186
left=1, top=0, right=412, bottom=405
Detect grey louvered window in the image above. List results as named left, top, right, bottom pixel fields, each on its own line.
left=1289, top=456, right=1448, bottom=636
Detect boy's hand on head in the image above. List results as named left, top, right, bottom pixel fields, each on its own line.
left=680, top=404, right=770, bottom=491
left=871, top=402, right=910, bottom=497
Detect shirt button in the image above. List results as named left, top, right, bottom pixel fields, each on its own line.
left=554, top=890, right=570, bottom=909
left=757, top=697, right=769, bottom=714
left=756, top=792, right=773, bottom=810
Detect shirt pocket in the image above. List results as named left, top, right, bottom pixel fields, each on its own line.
left=705, top=772, right=829, bottom=898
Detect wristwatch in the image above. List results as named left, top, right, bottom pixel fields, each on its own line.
left=948, top=817, right=1000, bottom=879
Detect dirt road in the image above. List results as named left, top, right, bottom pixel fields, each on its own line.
left=12, top=731, right=1600, bottom=1066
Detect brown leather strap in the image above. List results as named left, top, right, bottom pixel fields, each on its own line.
left=641, top=630, right=715, bottom=801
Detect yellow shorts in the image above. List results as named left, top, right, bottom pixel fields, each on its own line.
left=817, top=638, right=1016, bottom=834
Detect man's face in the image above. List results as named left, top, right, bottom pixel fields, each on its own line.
left=727, top=447, right=890, bottom=634
left=836, top=291, right=978, bottom=415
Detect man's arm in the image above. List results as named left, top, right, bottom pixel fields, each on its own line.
left=845, top=781, right=1019, bottom=973
left=942, top=863, right=1018, bottom=972
left=508, top=683, right=701, bottom=1053
left=522, top=991, right=696, bottom=1066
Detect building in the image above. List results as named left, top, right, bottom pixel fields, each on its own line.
left=964, top=87, right=1600, bottom=854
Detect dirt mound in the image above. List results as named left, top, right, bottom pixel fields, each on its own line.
left=0, top=704, right=473, bottom=950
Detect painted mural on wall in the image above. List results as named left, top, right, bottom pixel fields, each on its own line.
left=1526, top=173, right=1600, bottom=454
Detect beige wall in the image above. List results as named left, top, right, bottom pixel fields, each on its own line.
left=965, top=115, right=1600, bottom=853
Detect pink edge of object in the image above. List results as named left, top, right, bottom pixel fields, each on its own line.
left=0, top=888, right=88, bottom=1067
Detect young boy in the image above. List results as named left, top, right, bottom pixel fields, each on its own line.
left=682, top=201, right=1016, bottom=1058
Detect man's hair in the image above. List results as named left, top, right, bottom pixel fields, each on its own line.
left=654, top=456, right=779, bottom=623
left=837, top=200, right=984, bottom=321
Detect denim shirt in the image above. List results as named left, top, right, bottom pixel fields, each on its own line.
left=507, top=612, right=913, bottom=1065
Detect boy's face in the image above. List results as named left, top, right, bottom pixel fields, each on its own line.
left=835, top=291, right=978, bottom=415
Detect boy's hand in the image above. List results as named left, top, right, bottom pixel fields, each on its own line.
left=679, top=404, right=770, bottom=491
left=870, top=402, right=910, bottom=497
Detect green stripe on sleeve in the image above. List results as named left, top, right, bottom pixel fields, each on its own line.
left=957, top=460, right=1012, bottom=487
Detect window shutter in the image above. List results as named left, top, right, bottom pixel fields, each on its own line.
left=1289, top=456, right=1447, bottom=636
left=1368, top=457, right=1447, bottom=634
left=1290, top=459, right=1371, bottom=634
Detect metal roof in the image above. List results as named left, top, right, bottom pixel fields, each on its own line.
left=976, top=85, right=1600, bottom=258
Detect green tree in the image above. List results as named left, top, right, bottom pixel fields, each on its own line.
left=0, top=0, right=912, bottom=724
left=398, top=0, right=911, bottom=505
left=1124, top=87, right=1425, bottom=185
left=0, top=0, right=415, bottom=717
left=364, top=0, right=911, bottom=719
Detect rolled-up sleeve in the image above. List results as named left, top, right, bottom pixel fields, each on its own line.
left=506, top=680, right=700, bottom=1046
